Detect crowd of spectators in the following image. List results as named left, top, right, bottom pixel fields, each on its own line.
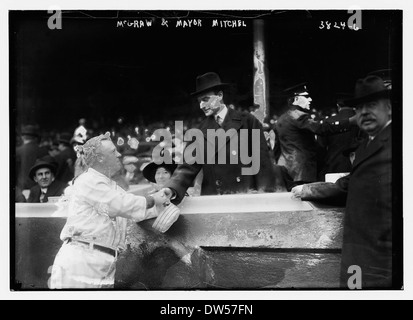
left=15, top=103, right=348, bottom=204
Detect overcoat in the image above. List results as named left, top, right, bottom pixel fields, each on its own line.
left=300, top=124, right=393, bottom=287
left=339, top=124, right=392, bottom=288
left=165, top=107, right=275, bottom=203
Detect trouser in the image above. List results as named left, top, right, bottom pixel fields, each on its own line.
left=49, top=241, right=117, bottom=289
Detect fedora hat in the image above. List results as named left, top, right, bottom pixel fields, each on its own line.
left=21, top=125, right=40, bottom=138
left=367, top=69, right=392, bottom=89
left=344, top=75, right=391, bottom=106
left=190, top=72, right=230, bottom=96
left=29, top=157, right=57, bottom=181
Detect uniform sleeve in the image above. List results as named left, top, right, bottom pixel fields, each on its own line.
left=77, top=175, right=156, bottom=222
left=295, top=114, right=353, bottom=136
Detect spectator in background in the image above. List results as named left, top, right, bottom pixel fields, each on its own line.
left=121, top=149, right=142, bottom=186
left=317, top=93, right=367, bottom=181
left=54, top=132, right=77, bottom=185
left=70, top=135, right=85, bottom=151
left=27, top=156, right=67, bottom=203
left=142, top=156, right=178, bottom=193
left=275, top=83, right=357, bottom=189
left=16, top=124, right=49, bottom=190
left=74, top=118, right=88, bottom=143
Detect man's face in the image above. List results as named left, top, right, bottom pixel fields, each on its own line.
left=197, top=91, right=224, bottom=117
left=99, top=140, right=122, bottom=174
left=34, top=168, right=54, bottom=188
left=356, top=98, right=392, bottom=136
left=293, top=94, right=312, bottom=110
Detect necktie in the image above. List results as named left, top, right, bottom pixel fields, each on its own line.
left=40, top=191, right=46, bottom=203
left=216, top=115, right=223, bottom=126
left=366, top=136, right=374, bottom=147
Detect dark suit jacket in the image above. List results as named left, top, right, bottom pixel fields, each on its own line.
left=339, top=123, right=392, bottom=288
left=27, top=179, right=68, bottom=203
left=165, top=107, right=275, bottom=203
left=275, top=110, right=354, bottom=183
left=16, top=141, right=49, bottom=189
left=318, top=108, right=364, bottom=180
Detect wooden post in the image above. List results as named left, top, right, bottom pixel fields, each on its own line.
left=252, top=19, right=269, bottom=124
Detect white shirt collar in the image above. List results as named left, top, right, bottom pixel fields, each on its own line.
left=215, top=105, right=228, bottom=121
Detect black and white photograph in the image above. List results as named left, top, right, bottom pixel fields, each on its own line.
left=4, top=0, right=409, bottom=301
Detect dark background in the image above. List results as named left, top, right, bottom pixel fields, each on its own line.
left=10, top=10, right=402, bottom=132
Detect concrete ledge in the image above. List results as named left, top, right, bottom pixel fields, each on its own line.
left=13, top=193, right=345, bottom=289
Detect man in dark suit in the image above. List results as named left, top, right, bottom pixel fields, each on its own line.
left=27, top=157, right=67, bottom=203
left=162, top=72, right=275, bottom=203
left=339, top=75, right=393, bottom=289
left=16, top=125, right=49, bottom=190
left=292, top=74, right=393, bottom=288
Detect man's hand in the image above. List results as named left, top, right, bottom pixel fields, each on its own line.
left=152, top=203, right=180, bottom=233
left=291, top=184, right=304, bottom=200
left=151, top=189, right=171, bottom=207
left=161, top=187, right=174, bottom=200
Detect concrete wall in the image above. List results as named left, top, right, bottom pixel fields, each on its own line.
left=13, top=193, right=345, bottom=290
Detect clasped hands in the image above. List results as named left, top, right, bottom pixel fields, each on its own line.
left=150, top=188, right=180, bottom=233
left=290, top=184, right=304, bottom=200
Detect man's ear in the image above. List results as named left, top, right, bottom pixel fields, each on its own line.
left=387, top=100, right=392, bottom=117
left=96, top=154, right=104, bottom=163
left=217, top=91, right=224, bottom=102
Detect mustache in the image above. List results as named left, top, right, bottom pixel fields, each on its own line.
left=360, top=116, right=375, bottom=123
